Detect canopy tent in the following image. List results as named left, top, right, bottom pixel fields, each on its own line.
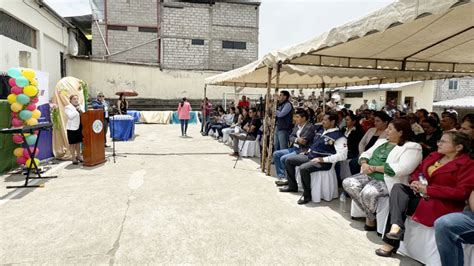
left=206, top=0, right=474, bottom=88
left=433, top=96, right=474, bottom=109
left=205, top=0, right=474, bottom=175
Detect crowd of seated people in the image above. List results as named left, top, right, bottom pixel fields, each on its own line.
left=265, top=94, right=474, bottom=264
left=200, top=93, right=474, bottom=263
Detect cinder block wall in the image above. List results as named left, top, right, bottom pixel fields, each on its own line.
left=92, top=0, right=259, bottom=71
left=434, top=78, right=474, bottom=101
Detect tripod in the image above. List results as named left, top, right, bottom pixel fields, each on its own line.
left=109, top=115, right=127, bottom=163
left=233, top=132, right=250, bottom=169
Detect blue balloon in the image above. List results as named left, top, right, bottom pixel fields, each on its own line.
left=15, top=76, right=29, bottom=88
left=26, top=135, right=37, bottom=146
left=16, top=94, right=30, bottom=105
left=19, top=110, right=33, bottom=120
left=7, top=67, right=21, bottom=78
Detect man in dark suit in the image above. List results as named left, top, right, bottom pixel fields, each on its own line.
left=274, top=109, right=314, bottom=185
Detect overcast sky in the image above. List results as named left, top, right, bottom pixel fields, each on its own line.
left=45, top=0, right=393, bottom=56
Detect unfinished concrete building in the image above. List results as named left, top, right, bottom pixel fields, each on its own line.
left=91, top=0, right=260, bottom=71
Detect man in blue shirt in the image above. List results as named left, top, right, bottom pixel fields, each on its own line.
left=280, top=112, right=348, bottom=205
left=274, top=90, right=294, bottom=151
left=91, top=92, right=110, bottom=147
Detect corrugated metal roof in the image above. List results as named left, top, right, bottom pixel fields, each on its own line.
left=433, top=96, right=474, bottom=109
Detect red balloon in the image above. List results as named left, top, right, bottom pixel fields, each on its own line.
left=8, top=78, right=16, bottom=87
left=11, top=86, right=22, bottom=95
left=12, top=134, right=24, bottom=144
left=31, top=97, right=39, bottom=104
left=11, top=112, right=18, bottom=118
left=16, top=156, right=27, bottom=165
left=23, top=147, right=39, bottom=158
left=11, top=118, right=23, bottom=127
left=26, top=104, right=37, bottom=111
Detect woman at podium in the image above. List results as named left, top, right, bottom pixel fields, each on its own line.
left=65, top=95, right=84, bottom=165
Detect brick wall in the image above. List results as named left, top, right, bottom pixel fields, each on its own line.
left=434, top=78, right=474, bottom=101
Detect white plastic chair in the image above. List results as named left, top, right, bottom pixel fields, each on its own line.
left=238, top=139, right=261, bottom=157
left=295, top=163, right=338, bottom=203
left=398, top=218, right=474, bottom=265
left=350, top=196, right=389, bottom=234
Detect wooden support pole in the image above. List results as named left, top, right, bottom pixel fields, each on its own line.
left=322, top=82, right=326, bottom=113
left=265, top=63, right=281, bottom=175
left=260, top=68, right=273, bottom=171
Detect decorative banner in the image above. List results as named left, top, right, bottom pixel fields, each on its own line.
left=6, top=67, right=42, bottom=168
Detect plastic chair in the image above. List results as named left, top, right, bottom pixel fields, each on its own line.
left=238, top=138, right=261, bottom=157
left=295, top=163, right=338, bottom=203
left=350, top=196, right=389, bottom=234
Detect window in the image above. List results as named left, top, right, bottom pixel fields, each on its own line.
left=222, top=41, right=246, bottom=50
left=139, top=27, right=158, bottom=33
left=344, top=92, right=363, bottom=98
left=0, top=11, right=36, bottom=48
left=192, top=39, right=204, bottom=45
left=108, top=25, right=127, bottom=31
left=448, top=80, right=458, bottom=90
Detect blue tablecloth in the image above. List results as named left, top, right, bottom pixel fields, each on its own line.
left=110, top=115, right=135, bottom=141
left=171, top=111, right=198, bottom=124
left=127, top=110, right=141, bottom=123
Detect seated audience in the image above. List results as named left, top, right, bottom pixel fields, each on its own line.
left=237, top=95, right=250, bottom=108
left=434, top=190, right=474, bottom=266
left=440, top=112, right=457, bottom=132
left=358, top=111, right=391, bottom=154
left=212, top=107, right=235, bottom=139
left=229, top=108, right=261, bottom=156
left=376, top=131, right=474, bottom=257
left=343, top=119, right=422, bottom=230
left=360, top=109, right=375, bottom=132
left=280, top=112, right=348, bottom=205
left=203, top=107, right=225, bottom=136
left=416, top=117, right=443, bottom=158
left=415, top=108, right=429, bottom=125
left=222, top=107, right=249, bottom=143
left=406, top=113, right=424, bottom=135
left=343, top=113, right=365, bottom=160
left=459, top=113, right=474, bottom=158
left=273, top=109, right=314, bottom=184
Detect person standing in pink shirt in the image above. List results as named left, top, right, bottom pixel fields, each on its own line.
left=178, top=97, right=192, bottom=137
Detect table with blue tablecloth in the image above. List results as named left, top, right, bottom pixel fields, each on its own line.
left=171, top=111, right=199, bottom=125
left=127, top=110, right=141, bottom=123
left=109, top=115, right=135, bottom=141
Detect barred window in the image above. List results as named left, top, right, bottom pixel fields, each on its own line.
left=108, top=25, right=127, bottom=31
left=222, top=41, right=246, bottom=50
left=192, top=39, right=204, bottom=45
left=448, top=80, right=458, bottom=90
left=0, top=11, right=36, bottom=48
left=138, top=27, right=157, bottom=33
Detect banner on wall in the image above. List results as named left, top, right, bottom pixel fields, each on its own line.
left=35, top=70, right=49, bottom=106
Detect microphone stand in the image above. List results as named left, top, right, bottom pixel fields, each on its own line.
left=109, top=114, right=127, bottom=163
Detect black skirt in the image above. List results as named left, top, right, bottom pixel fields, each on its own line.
left=67, top=124, right=83, bottom=144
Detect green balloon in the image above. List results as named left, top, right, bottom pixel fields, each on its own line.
left=19, top=110, right=33, bottom=120
left=15, top=76, right=29, bottom=88
left=26, top=135, right=37, bottom=146
left=16, top=94, right=30, bottom=105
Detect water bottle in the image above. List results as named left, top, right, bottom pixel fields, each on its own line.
left=339, top=192, right=347, bottom=212
left=418, top=173, right=428, bottom=198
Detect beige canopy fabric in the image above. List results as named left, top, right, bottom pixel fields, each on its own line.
left=206, top=0, right=474, bottom=88
left=52, top=77, right=86, bottom=160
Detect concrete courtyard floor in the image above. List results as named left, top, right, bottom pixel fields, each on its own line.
left=1, top=124, right=420, bottom=265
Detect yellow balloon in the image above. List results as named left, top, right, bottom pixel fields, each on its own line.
left=24, top=133, right=31, bottom=137
left=13, top=147, right=24, bottom=157
left=10, top=102, right=23, bottom=113
left=7, top=94, right=17, bottom=104
left=26, top=118, right=38, bottom=126
left=32, top=109, right=41, bottom=119
left=23, top=86, right=38, bottom=97
left=30, top=79, right=38, bottom=86
left=26, top=158, right=39, bottom=168
left=22, top=69, right=36, bottom=80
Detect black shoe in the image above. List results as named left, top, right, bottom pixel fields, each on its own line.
left=297, top=195, right=311, bottom=205
left=279, top=186, right=297, bottom=193
left=364, top=224, right=377, bottom=231
left=275, top=179, right=288, bottom=186
left=386, top=228, right=404, bottom=240
left=375, top=247, right=397, bottom=257
left=105, top=144, right=110, bottom=148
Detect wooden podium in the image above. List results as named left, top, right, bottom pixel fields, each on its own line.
left=81, top=110, right=106, bottom=166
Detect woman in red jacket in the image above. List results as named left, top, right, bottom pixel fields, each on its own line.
left=375, top=131, right=474, bottom=257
